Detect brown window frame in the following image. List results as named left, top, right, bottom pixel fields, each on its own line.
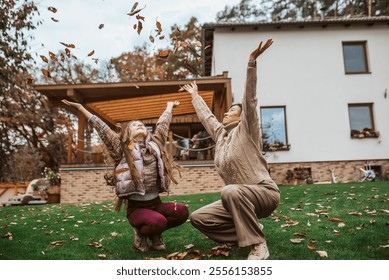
left=260, top=106, right=290, bottom=152
left=342, top=41, right=370, bottom=74
left=348, top=103, right=379, bottom=138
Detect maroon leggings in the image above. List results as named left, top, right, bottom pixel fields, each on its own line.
left=126, top=196, right=189, bottom=237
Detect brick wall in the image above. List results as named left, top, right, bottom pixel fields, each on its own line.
left=59, top=159, right=389, bottom=204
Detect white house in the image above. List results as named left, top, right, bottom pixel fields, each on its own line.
left=202, top=16, right=389, bottom=183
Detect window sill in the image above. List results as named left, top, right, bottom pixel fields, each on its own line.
left=264, top=143, right=291, bottom=152
left=350, top=130, right=380, bottom=139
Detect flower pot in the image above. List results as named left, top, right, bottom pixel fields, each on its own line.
left=47, top=185, right=60, bottom=204
left=47, top=193, right=60, bottom=204
left=47, top=185, right=60, bottom=194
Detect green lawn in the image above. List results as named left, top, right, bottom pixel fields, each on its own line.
left=0, top=182, right=388, bottom=260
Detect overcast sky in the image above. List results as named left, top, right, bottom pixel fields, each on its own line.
left=30, top=0, right=241, bottom=63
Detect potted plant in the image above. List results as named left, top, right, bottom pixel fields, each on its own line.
left=44, top=167, right=61, bottom=203
left=31, top=183, right=40, bottom=196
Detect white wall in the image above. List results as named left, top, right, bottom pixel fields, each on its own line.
left=211, top=25, right=389, bottom=163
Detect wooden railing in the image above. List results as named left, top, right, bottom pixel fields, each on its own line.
left=0, top=182, right=28, bottom=198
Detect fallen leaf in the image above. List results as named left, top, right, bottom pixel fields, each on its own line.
left=60, top=53, right=65, bottom=62
left=51, top=17, right=59, bottom=22
left=356, top=223, right=365, bottom=230
left=99, top=24, right=104, bottom=29
left=87, top=50, right=95, bottom=57
left=290, top=238, right=304, bottom=244
left=204, top=44, right=212, bottom=50
left=110, top=59, right=115, bottom=64
left=349, top=211, right=362, bottom=216
left=379, top=245, right=389, bottom=249
left=185, top=244, right=195, bottom=250
left=325, top=240, right=333, bottom=244
left=293, top=232, right=308, bottom=237
left=338, top=222, right=346, bottom=228
left=380, top=209, right=389, bottom=214
left=149, top=35, right=155, bottom=43
left=316, top=251, right=328, bottom=258
left=98, top=254, right=107, bottom=259
left=1, top=232, right=12, bottom=240
left=328, top=217, right=343, bottom=223
left=307, top=243, right=316, bottom=250
left=51, top=240, right=65, bottom=246
left=110, top=232, right=119, bottom=237
left=88, top=242, right=102, bottom=248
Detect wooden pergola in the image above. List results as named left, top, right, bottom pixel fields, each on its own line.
left=34, top=73, right=232, bottom=163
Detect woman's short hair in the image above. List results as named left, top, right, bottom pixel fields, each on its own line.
left=229, top=103, right=243, bottom=114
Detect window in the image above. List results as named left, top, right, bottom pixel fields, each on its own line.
left=342, top=41, right=369, bottom=74
left=260, top=106, right=290, bottom=151
left=348, top=103, right=379, bottom=138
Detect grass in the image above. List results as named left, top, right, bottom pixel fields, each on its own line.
left=0, top=181, right=388, bottom=260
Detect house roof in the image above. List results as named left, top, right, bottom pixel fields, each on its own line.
left=201, top=16, right=389, bottom=76
left=34, top=74, right=232, bottom=127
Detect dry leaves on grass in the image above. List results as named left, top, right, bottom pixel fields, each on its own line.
left=290, top=238, right=304, bottom=244
left=1, top=232, right=13, bottom=240
left=316, top=251, right=328, bottom=258
left=51, top=240, right=65, bottom=246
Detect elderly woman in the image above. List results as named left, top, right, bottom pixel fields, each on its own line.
left=182, top=39, right=280, bottom=260
left=62, top=99, right=189, bottom=253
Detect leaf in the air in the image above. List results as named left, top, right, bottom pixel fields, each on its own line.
left=41, top=69, right=52, bottom=78
left=40, top=55, right=49, bottom=63
left=60, top=42, right=76, bottom=48
left=158, top=50, right=170, bottom=59
left=49, top=51, right=57, bottom=62
left=48, top=7, right=57, bottom=13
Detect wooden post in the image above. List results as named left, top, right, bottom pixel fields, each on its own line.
left=67, top=130, right=73, bottom=163
left=77, top=111, right=85, bottom=163
left=368, top=0, right=372, bottom=17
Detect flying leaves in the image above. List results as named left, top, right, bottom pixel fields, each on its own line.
left=127, top=2, right=146, bottom=16
left=60, top=42, right=76, bottom=48
left=48, top=6, right=57, bottom=13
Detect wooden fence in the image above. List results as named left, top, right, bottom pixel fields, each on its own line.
left=0, top=182, right=28, bottom=199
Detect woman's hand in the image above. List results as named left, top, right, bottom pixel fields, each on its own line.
left=62, top=99, right=93, bottom=120
left=62, top=99, right=83, bottom=110
left=181, top=81, right=199, bottom=98
left=167, top=100, right=180, bottom=108
left=166, top=100, right=180, bottom=113
left=249, top=39, right=273, bottom=61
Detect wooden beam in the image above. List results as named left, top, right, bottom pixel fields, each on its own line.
left=77, top=111, right=86, bottom=163
left=67, top=89, right=84, bottom=103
